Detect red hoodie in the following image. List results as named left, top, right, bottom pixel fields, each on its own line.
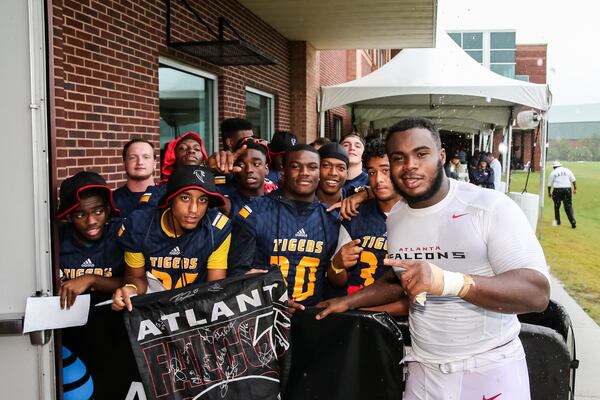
left=160, top=132, right=209, bottom=184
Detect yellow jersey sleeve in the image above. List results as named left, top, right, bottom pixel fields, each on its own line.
left=124, top=251, right=145, bottom=268
left=207, top=234, right=230, bottom=270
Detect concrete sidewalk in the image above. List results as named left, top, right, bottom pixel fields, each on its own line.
left=550, top=276, right=600, bottom=400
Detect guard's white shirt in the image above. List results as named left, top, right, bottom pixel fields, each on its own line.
left=548, top=166, right=576, bottom=189
left=387, top=179, right=549, bottom=364
left=490, top=158, right=502, bottom=191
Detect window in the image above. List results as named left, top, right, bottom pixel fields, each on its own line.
left=447, top=30, right=516, bottom=77
left=334, top=116, right=343, bottom=141
left=462, top=32, right=483, bottom=49
left=516, top=74, right=530, bottom=82
left=489, top=31, right=515, bottom=79
left=491, top=64, right=516, bottom=79
left=246, top=87, right=274, bottom=140
left=159, top=59, right=216, bottom=154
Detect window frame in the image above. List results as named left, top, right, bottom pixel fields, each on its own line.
left=245, top=86, right=275, bottom=140
left=158, top=57, right=219, bottom=153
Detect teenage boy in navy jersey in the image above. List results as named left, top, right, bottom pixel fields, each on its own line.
left=326, top=139, right=408, bottom=316
left=316, top=142, right=349, bottom=206
left=57, top=171, right=125, bottom=309
left=113, top=138, right=161, bottom=217
left=112, top=166, right=231, bottom=311
left=224, top=138, right=272, bottom=217
left=228, top=144, right=340, bottom=306
left=341, top=133, right=369, bottom=194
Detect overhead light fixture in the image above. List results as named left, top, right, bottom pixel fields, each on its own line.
left=166, top=0, right=277, bottom=66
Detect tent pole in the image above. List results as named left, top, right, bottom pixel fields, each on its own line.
left=319, top=110, right=325, bottom=138
left=501, top=127, right=507, bottom=175
left=538, top=111, right=548, bottom=239
left=470, top=134, right=475, bottom=156
left=490, top=129, right=494, bottom=153
left=504, top=108, right=514, bottom=193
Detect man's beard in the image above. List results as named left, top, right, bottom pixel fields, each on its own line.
left=128, top=172, right=153, bottom=181
left=393, top=161, right=445, bottom=205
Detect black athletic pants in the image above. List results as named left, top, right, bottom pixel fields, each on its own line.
left=552, top=188, right=576, bottom=227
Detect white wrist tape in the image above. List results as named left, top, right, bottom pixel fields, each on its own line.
left=441, top=270, right=466, bottom=296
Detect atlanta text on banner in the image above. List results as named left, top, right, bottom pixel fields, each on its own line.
left=122, top=270, right=291, bottom=400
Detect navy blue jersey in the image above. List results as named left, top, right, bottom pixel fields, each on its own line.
left=117, top=207, right=231, bottom=289
left=214, top=174, right=237, bottom=197
left=227, top=190, right=254, bottom=218
left=343, top=170, right=369, bottom=194
left=342, top=199, right=389, bottom=290
left=113, top=184, right=164, bottom=217
left=266, top=169, right=281, bottom=186
left=59, top=219, right=125, bottom=280
left=228, top=193, right=340, bottom=305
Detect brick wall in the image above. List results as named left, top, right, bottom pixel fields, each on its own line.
left=51, top=0, right=292, bottom=188
left=516, top=44, right=547, bottom=84
left=319, top=50, right=352, bottom=139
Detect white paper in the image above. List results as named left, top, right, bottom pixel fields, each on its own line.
left=23, top=295, right=90, bottom=333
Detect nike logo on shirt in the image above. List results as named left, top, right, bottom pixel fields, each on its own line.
left=452, top=213, right=469, bottom=219
left=482, top=393, right=502, bottom=400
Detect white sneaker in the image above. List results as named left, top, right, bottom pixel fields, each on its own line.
left=552, top=220, right=558, bottom=226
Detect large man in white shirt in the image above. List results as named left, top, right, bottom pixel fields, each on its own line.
left=317, top=117, right=550, bottom=400
left=548, top=160, right=577, bottom=228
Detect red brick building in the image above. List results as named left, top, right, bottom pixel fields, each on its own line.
left=491, top=43, right=548, bottom=171
left=49, top=0, right=435, bottom=188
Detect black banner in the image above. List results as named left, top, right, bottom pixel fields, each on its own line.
left=122, top=270, right=291, bottom=400
left=62, top=295, right=143, bottom=400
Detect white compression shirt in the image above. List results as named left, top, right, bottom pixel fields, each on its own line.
left=387, top=179, right=549, bottom=364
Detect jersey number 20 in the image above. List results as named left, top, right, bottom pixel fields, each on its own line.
left=270, top=255, right=319, bottom=301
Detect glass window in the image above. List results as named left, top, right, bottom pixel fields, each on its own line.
left=159, top=64, right=214, bottom=153
left=449, top=32, right=462, bottom=46
left=490, top=31, right=516, bottom=49
left=246, top=89, right=273, bottom=140
left=490, top=50, right=515, bottom=63
left=334, top=116, right=343, bottom=141
left=466, top=50, right=484, bottom=63
left=491, top=64, right=516, bottom=79
left=516, top=74, right=530, bottom=82
left=462, top=32, right=483, bottom=49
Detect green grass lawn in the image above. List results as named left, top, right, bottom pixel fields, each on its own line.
left=509, top=162, right=600, bottom=323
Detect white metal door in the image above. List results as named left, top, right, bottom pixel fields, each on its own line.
left=0, top=0, right=55, bottom=399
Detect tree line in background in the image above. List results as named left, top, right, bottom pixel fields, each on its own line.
left=547, top=136, right=600, bottom=161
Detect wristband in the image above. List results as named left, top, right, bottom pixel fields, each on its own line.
left=330, top=261, right=345, bottom=275
left=458, top=274, right=475, bottom=298
left=124, top=283, right=138, bottom=293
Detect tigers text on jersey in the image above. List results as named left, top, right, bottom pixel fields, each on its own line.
left=59, top=219, right=125, bottom=280
left=387, top=179, right=549, bottom=364
left=228, top=193, right=340, bottom=305
left=112, top=184, right=165, bottom=217
left=117, top=207, right=231, bottom=289
left=336, top=199, right=389, bottom=290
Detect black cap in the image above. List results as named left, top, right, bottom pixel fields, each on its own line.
left=233, top=137, right=271, bottom=164
left=268, top=131, right=298, bottom=154
left=318, top=142, right=349, bottom=166
left=158, top=166, right=225, bottom=208
left=57, top=171, right=119, bottom=219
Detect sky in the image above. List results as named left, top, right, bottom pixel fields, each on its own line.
left=437, top=0, right=600, bottom=106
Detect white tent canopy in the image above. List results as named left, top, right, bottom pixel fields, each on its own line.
left=320, top=33, right=551, bottom=134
